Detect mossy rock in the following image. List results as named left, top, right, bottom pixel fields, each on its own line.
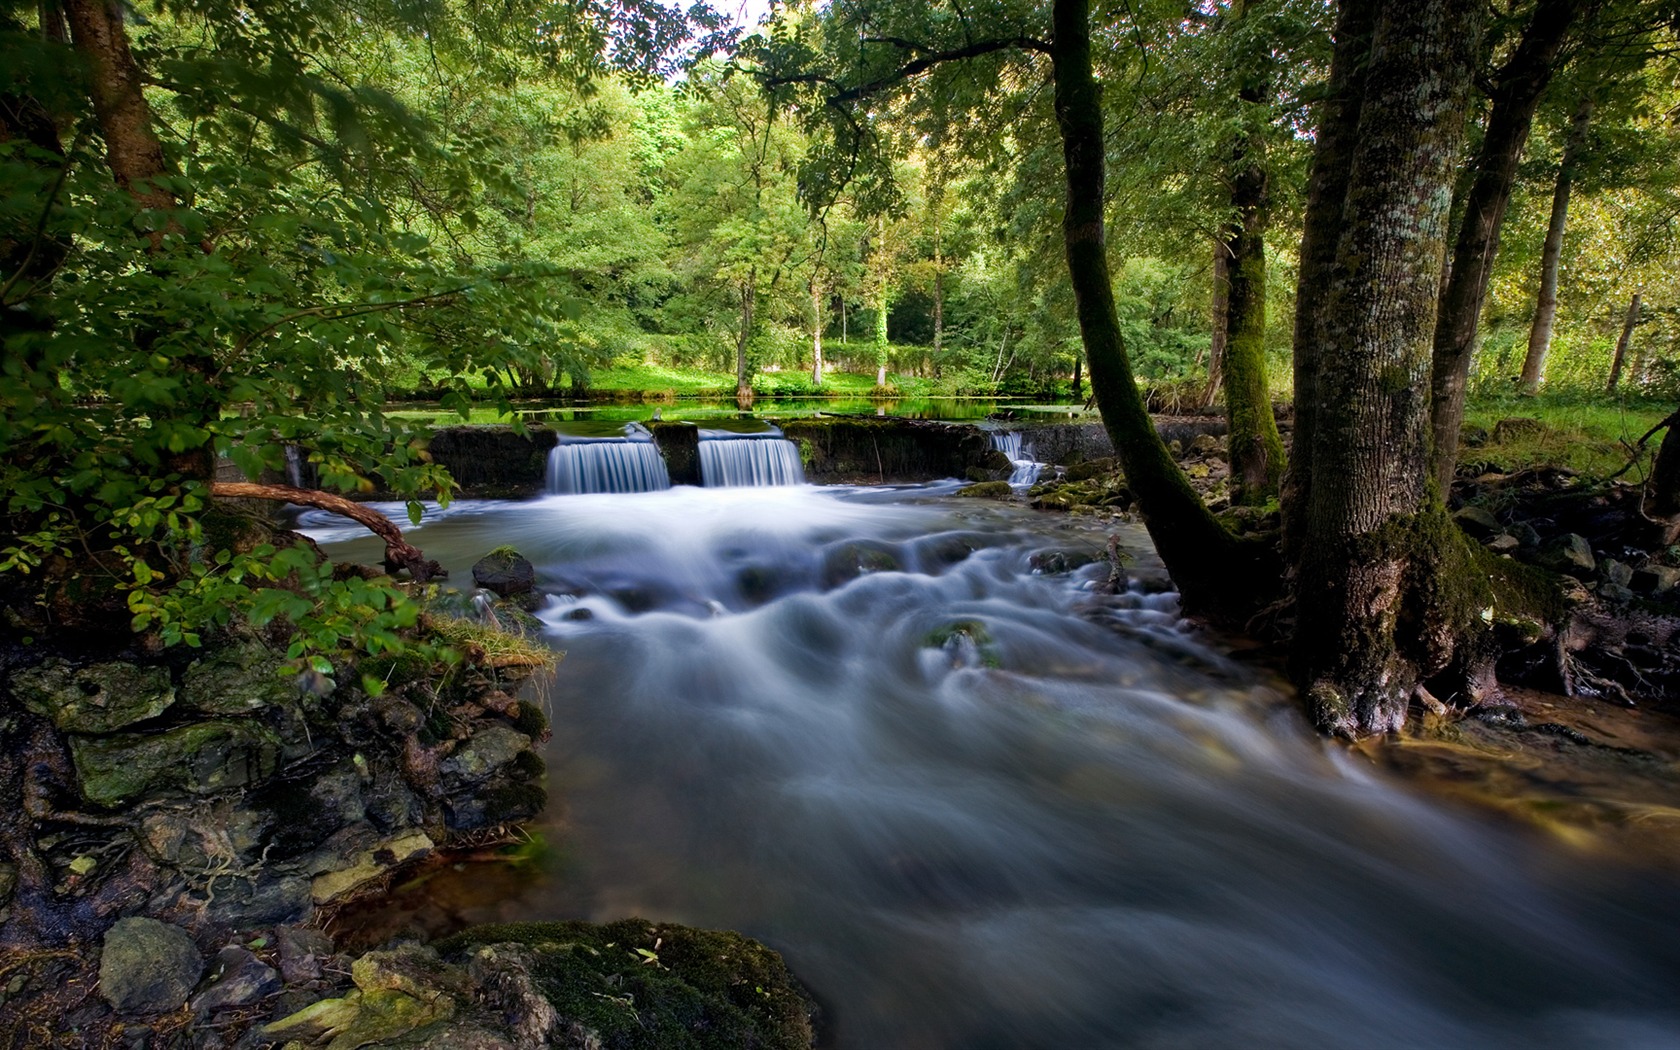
left=12, top=658, right=175, bottom=733
left=956, top=481, right=1013, bottom=499
left=70, top=720, right=282, bottom=806
left=181, top=641, right=292, bottom=716
left=437, top=918, right=817, bottom=1049
left=1063, top=457, right=1118, bottom=483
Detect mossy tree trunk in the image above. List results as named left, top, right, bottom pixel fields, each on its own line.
left=1219, top=33, right=1285, bottom=505
left=1200, top=243, right=1228, bottom=411
left=1291, top=0, right=1485, bottom=737
left=1428, top=0, right=1583, bottom=492
left=1050, top=0, right=1257, bottom=612
left=1283, top=0, right=1375, bottom=558
left=1520, top=94, right=1593, bottom=395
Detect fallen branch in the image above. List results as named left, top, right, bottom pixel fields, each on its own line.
left=210, top=482, right=446, bottom=582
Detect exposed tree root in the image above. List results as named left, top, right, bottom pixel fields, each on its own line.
left=211, top=482, right=445, bottom=582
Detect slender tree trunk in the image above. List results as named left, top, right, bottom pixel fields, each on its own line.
left=1648, top=408, right=1680, bottom=519
left=811, top=278, right=824, bottom=386
left=933, top=264, right=944, bottom=355
left=1294, top=0, right=1483, bottom=737
left=1200, top=243, right=1228, bottom=410
left=1428, top=0, right=1583, bottom=491
left=212, top=483, right=444, bottom=581
left=1606, top=290, right=1641, bottom=393
left=1520, top=95, right=1593, bottom=395
left=737, top=276, right=755, bottom=407
left=1283, top=0, right=1376, bottom=557
left=1221, top=88, right=1285, bottom=505
left=1050, top=0, right=1252, bottom=612
left=1071, top=354, right=1082, bottom=402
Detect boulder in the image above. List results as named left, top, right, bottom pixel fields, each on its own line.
left=1188, top=433, right=1222, bottom=457
left=13, top=659, right=174, bottom=734
left=471, top=548, right=536, bottom=598
left=70, top=721, right=282, bottom=806
left=309, top=828, right=434, bottom=904
left=1453, top=505, right=1503, bottom=539
left=1601, top=559, right=1635, bottom=588
left=1540, top=533, right=1597, bottom=578
left=277, top=926, right=336, bottom=985
left=956, top=481, right=1013, bottom=499
left=1485, top=534, right=1521, bottom=553
left=99, top=918, right=203, bottom=1014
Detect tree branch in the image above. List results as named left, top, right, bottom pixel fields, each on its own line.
left=211, top=482, right=445, bottom=582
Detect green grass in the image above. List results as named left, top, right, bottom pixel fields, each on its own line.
left=1462, top=393, right=1672, bottom=480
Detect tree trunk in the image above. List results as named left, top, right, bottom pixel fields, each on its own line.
left=1050, top=0, right=1254, bottom=612
left=811, top=277, right=824, bottom=386
left=62, top=0, right=174, bottom=219
left=933, top=264, right=944, bottom=355
left=1220, top=54, right=1285, bottom=506
left=1283, top=0, right=1376, bottom=557
left=1293, top=0, right=1484, bottom=737
left=1200, top=242, right=1228, bottom=410
left=1649, top=409, right=1680, bottom=519
left=1071, top=354, right=1082, bottom=402
left=1428, top=0, right=1583, bottom=491
left=737, top=276, right=755, bottom=407
left=1520, top=94, right=1593, bottom=395
left=1606, top=290, right=1641, bottom=393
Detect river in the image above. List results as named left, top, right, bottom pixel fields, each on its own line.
left=302, top=481, right=1680, bottom=1049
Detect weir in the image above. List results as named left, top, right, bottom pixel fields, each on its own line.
left=697, top=428, right=806, bottom=487
left=546, top=426, right=672, bottom=494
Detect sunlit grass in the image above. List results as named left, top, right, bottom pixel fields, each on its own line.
left=1461, top=393, right=1672, bottom=480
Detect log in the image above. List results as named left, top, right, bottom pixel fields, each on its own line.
left=211, top=482, right=445, bottom=582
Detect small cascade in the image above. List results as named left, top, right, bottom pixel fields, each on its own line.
left=699, top=432, right=806, bottom=487
left=547, top=430, right=671, bottom=494
left=989, top=430, right=1044, bottom=488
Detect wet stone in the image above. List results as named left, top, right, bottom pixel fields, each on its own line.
left=191, top=945, right=281, bottom=1015
left=1601, top=559, right=1635, bottom=588
left=203, top=876, right=311, bottom=929
left=14, top=659, right=175, bottom=734
left=100, top=917, right=204, bottom=1015
left=472, top=548, right=536, bottom=598
left=277, top=926, right=335, bottom=985
left=442, top=726, right=531, bottom=784
left=71, top=721, right=283, bottom=806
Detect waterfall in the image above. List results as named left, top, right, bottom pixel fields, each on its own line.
left=699, top=437, right=806, bottom=487
left=990, top=430, right=1044, bottom=487
left=547, top=438, right=671, bottom=494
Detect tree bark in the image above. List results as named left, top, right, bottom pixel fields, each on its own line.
left=1520, top=94, right=1594, bottom=395
left=1050, top=0, right=1256, bottom=612
left=1200, top=242, right=1228, bottom=410
left=1606, top=290, right=1640, bottom=393
left=1220, top=31, right=1285, bottom=505
left=1293, top=0, right=1484, bottom=737
left=1428, top=0, right=1583, bottom=491
left=62, top=0, right=174, bottom=219
left=211, top=483, right=445, bottom=582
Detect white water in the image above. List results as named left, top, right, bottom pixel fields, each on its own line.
left=699, top=436, right=807, bottom=487
left=302, top=485, right=1680, bottom=1049
left=991, top=429, right=1045, bottom=488
left=547, top=439, right=671, bottom=494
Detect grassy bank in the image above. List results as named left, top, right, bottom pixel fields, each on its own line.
left=1462, top=393, right=1673, bottom=479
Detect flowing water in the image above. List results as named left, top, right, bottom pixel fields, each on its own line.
left=989, top=430, right=1045, bottom=489
left=302, top=484, right=1680, bottom=1049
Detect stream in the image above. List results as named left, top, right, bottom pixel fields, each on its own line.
left=302, top=482, right=1680, bottom=1049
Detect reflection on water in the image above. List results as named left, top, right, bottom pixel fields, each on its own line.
left=303, top=486, right=1680, bottom=1049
